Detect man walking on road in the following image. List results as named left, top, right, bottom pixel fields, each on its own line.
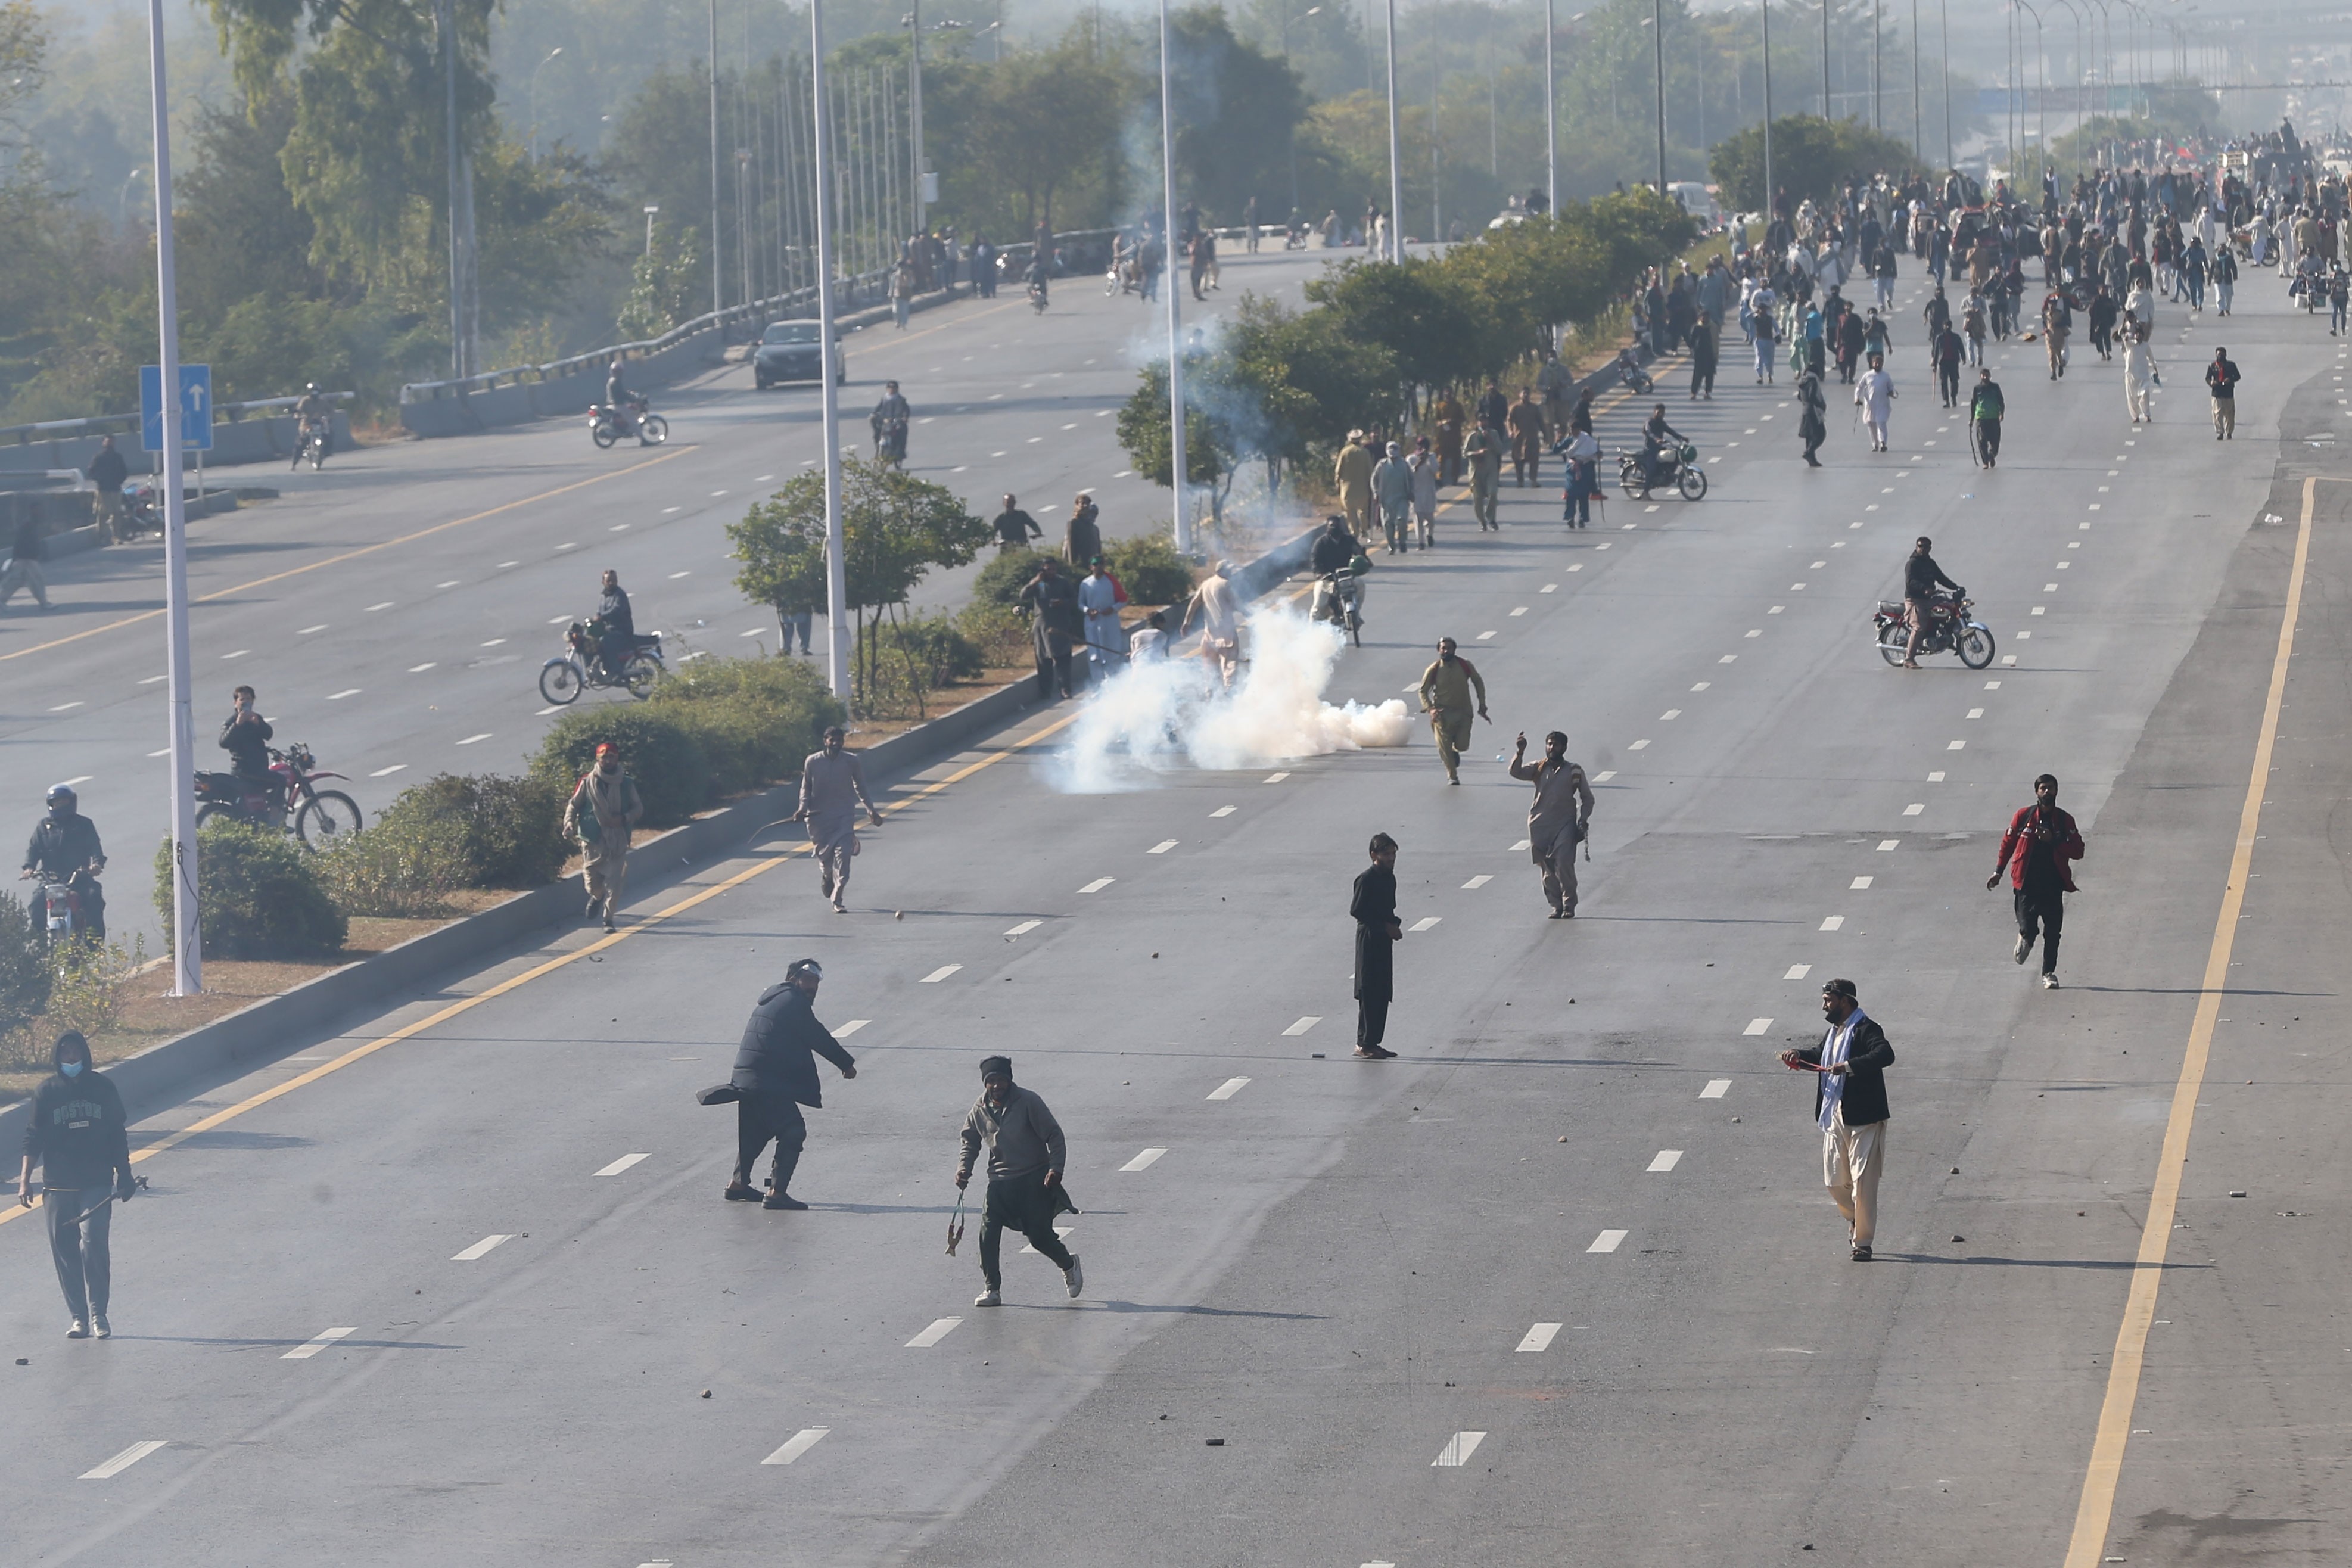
left=1967, top=368, right=2005, bottom=468
left=1855, top=351, right=1896, bottom=452
left=794, top=725, right=883, bottom=914
left=956, top=1056, right=1082, bottom=1305
left=1778, top=979, right=1894, bottom=1262
left=724, top=959, right=857, bottom=1209
left=2205, top=347, right=2241, bottom=440
left=1507, top=389, right=1545, bottom=486
left=87, top=435, right=130, bottom=544
left=1417, top=637, right=1489, bottom=785
left=17, top=1032, right=135, bottom=1339
left=1372, top=440, right=1414, bottom=554
left=1334, top=430, right=1375, bottom=543
left=564, top=742, right=643, bottom=931
left=1351, top=833, right=1402, bottom=1059
left=1463, top=420, right=1503, bottom=531
left=1989, top=773, right=2083, bottom=990
left=1507, top=730, right=1594, bottom=918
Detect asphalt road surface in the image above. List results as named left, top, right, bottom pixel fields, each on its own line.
left=4, top=269, right=2347, bottom=1567
left=0, top=242, right=1331, bottom=949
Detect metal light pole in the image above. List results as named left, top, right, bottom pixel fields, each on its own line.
left=1283, top=7, right=1324, bottom=216
left=1762, top=0, right=1774, bottom=220
left=810, top=2, right=850, bottom=699
left=2017, top=0, right=2045, bottom=194
left=437, top=0, right=476, bottom=378
left=644, top=204, right=659, bottom=254
left=1909, top=0, right=1921, bottom=157
left=1821, top=0, right=1832, bottom=118
left=1383, top=0, right=1402, bottom=258
left=907, top=3, right=927, bottom=239
left=1158, top=0, right=1192, bottom=555
left=1544, top=0, right=1557, bottom=215
left=1940, top=0, right=1952, bottom=168
left=1871, top=0, right=1881, bottom=129
left=1652, top=0, right=1666, bottom=192
left=529, top=46, right=562, bottom=160
left=145, top=0, right=200, bottom=996
left=709, top=0, right=724, bottom=316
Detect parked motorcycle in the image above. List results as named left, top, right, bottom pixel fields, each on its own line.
left=589, top=398, right=668, bottom=449
left=1617, top=443, right=1707, bottom=501
left=115, top=482, right=167, bottom=540
left=1614, top=349, right=1654, bottom=395
left=1311, top=568, right=1367, bottom=647
left=1874, top=593, right=1995, bottom=669
left=539, top=621, right=665, bottom=705
left=194, top=743, right=363, bottom=842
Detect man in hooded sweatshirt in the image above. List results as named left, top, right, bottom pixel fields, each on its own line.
left=956, top=1056, right=1081, bottom=1306
left=724, top=959, right=857, bottom=1209
left=17, top=1032, right=135, bottom=1339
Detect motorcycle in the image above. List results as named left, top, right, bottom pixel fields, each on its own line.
left=111, top=483, right=166, bottom=541
left=1874, top=593, right=1996, bottom=669
left=589, top=398, right=668, bottom=449
left=1614, top=349, right=1654, bottom=395
left=27, top=870, right=99, bottom=947
left=1027, top=279, right=1050, bottom=314
left=870, top=419, right=909, bottom=467
left=1617, top=442, right=1708, bottom=501
left=1310, top=569, right=1367, bottom=647
left=539, top=622, right=665, bottom=705
left=194, top=743, right=363, bottom=842
left=291, top=417, right=331, bottom=471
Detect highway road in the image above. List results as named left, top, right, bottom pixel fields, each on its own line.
left=0, top=244, right=1332, bottom=948
left=3, top=269, right=2347, bottom=1567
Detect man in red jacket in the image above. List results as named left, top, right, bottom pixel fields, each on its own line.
left=1988, top=774, right=2084, bottom=989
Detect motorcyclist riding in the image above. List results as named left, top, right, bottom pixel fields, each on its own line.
left=220, top=684, right=282, bottom=819
left=21, top=783, right=105, bottom=943
left=603, top=357, right=645, bottom=440
left=1639, top=403, right=1687, bottom=490
left=869, top=382, right=911, bottom=464
left=293, top=382, right=332, bottom=461
left=592, top=569, right=637, bottom=680
left=1901, top=536, right=1964, bottom=670
left=1025, top=253, right=1051, bottom=306
left=1309, top=516, right=1362, bottom=576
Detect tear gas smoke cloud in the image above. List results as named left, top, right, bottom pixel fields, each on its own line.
left=1047, top=605, right=1410, bottom=793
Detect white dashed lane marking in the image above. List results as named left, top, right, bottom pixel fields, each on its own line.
left=1648, top=1150, right=1684, bottom=1172
left=1743, top=1019, right=1771, bottom=1035
left=281, top=1327, right=358, bottom=1361
left=920, top=965, right=963, bottom=983
left=1820, top=916, right=1845, bottom=931
left=1515, top=1323, right=1563, bottom=1352
left=1120, top=1147, right=1168, bottom=1172
left=1210, top=805, right=1236, bottom=817
left=762, top=1428, right=830, bottom=1466
left=1003, top=921, right=1040, bottom=937
left=1282, top=1017, right=1321, bottom=1035
left=1433, top=1432, right=1488, bottom=1467
left=1784, top=964, right=1811, bottom=979
left=1461, top=875, right=1492, bottom=889
left=80, top=1441, right=167, bottom=1480
left=1587, top=1229, right=1628, bottom=1253
left=1206, top=1077, right=1250, bottom=1101
left=905, top=1318, right=962, bottom=1349
left=1701, top=1079, right=1732, bottom=1099
left=1078, top=878, right=1115, bottom=894
left=1147, top=840, right=1178, bottom=854
left=594, top=1153, right=649, bottom=1177
left=451, top=1235, right=511, bottom=1261
left=1409, top=916, right=1441, bottom=932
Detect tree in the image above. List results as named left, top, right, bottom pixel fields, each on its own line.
left=727, top=458, right=991, bottom=715
left=1708, top=114, right=1922, bottom=213
left=617, top=222, right=705, bottom=341
left=1168, top=6, right=1308, bottom=223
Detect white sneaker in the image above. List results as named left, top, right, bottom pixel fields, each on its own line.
left=66, top=1319, right=89, bottom=1339
left=2012, top=934, right=2031, bottom=963
left=2042, top=973, right=2061, bottom=989
left=1063, top=1254, right=1084, bottom=1299
left=92, top=1315, right=111, bottom=1339
left=973, top=1288, right=1001, bottom=1307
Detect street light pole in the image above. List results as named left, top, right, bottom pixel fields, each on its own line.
left=810, top=0, right=850, bottom=701
left=1940, top=0, right=1952, bottom=169
left=908, top=2, right=927, bottom=240
left=1383, top=0, right=1402, bottom=258
left=529, top=46, right=562, bottom=160
left=1544, top=0, right=1557, bottom=216
left=1158, top=0, right=1192, bottom=555
left=709, top=0, right=724, bottom=316
left=1871, top=0, right=1881, bottom=129
left=1762, top=0, right=1774, bottom=223
left=1909, top=0, right=1920, bottom=157
left=1653, top=0, right=1666, bottom=192
left=644, top=204, right=659, bottom=255
left=1821, top=0, right=1831, bottom=119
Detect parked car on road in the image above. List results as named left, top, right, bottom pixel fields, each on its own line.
left=752, top=320, right=847, bottom=389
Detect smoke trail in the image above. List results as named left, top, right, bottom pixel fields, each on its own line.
left=1047, top=605, right=1410, bottom=794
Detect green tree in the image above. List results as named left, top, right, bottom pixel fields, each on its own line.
left=1708, top=114, right=1924, bottom=213
left=727, top=458, right=991, bottom=715
left=1167, top=5, right=1309, bottom=223
left=618, top=221, right=705, bottom=341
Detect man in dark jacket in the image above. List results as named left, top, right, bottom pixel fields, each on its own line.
left=17, top=1032, right=136, bottom=1337
left=955, top=1055, right=1081, bottom=1306
left=724, top=959, right=857, bottom=1209
left=1018, top=558, right=1083, bottom=699
left=1778, top=979, right=1894, bottom=1261
left=23, top=782, right=106, bottom=942
left=1989, top=773, right=2085, bottom=989
left=1351, top=833, right=1403, bottom=1058
left=88, top=434, right=130, bottom=543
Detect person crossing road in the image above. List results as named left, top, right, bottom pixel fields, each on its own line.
left=956, top=1056, right=1082, bottom=1305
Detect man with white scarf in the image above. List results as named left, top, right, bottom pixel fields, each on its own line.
left=1779, top=978, right=1896, bottom=1262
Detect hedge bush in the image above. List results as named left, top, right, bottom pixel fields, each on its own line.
left=882, top=612, right=985, bottom=687
left=532, top=707, right=711, bottom=829
left=971, top=546, right=1063, bottom=611
left=384, top=773, right=568, bottom=888
left=955, top=602, right=1034, bottom=668
left=153, top=819, right=347, bottom=958
left=649, top=652, right=843, bottom=796
left=0, top=891, right=51, bottom=1035
left=1104, top=533, right=1196, bottom=607
left=313, top=811, right=469, bottom=919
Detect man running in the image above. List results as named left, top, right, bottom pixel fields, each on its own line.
left=1989, top=773, right=2083, bottom=990
left=956, top=1056, right=1081, bottom=1304
left=1417, top=637, right=1489, bottom=785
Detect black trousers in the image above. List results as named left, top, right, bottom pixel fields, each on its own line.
left=1975, top=418, right=2002, bottom=463
left=2014, top=888, right=2064, bottom=973
left=735, top=1094, right=807, bottom=1191
left=1937, top=363, right=1961, bottom=406
left=979, top=1171, right=1073, bottom=1288
left=1357, top=994, right=1390, bottom=1050
left=46, top=1187, right=112, bottom=1322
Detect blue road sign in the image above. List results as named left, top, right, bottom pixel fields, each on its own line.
left=140, top=364, right=214, bottom=453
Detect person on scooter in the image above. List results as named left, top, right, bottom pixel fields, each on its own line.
left=293, top=383, right=333, bottom=461
left=21, top=784, right=105, bottom=943
left=220, top=685, right=281, bottom=820
left=593, top=569, right=638, bottom=680
left=1900, top=536, right=1964, bottom=670
left=1309, top=516, right=1361, bottom=576
left=1638, top=404, right=1687, bottom=491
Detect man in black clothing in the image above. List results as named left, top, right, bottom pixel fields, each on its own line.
left=724, top=958, right=857, bottom=1209
left=219, top=684, right=280, bottom=817
left=2205, top=347, right=2241, bottom=440
left=1018, top=558, right=1083, bottom=699
left=1309, top=516, right=1361, bottom=576
left=1351, top=833, right=1403, bottom=1059
left=1968, top=368, right=2005, bottom=468
left=23, top=783, right=106, bottom=942
left=1638, top=404, right=1687, bottom=490
left=1989, top=773, right=2085, bottom=990
left=87, top=434, right=130, bottom=543
left=954, top=1055, right=1082, bottom=1305
left=1900, top=536, right=1963, bottom=669
left=593, top=568, right=637, bottom=678
left=1778, top=980, right=1894, bottom=1262
left=17, top=1032, right=136, bottom=1337
left=991, top=493, right=1042, bottom=552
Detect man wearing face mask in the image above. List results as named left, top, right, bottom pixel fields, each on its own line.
left=724, top=959, right=857, bottom=1209
left=956, top=1055, right=1081, bottom=1306
left=793, top=725, right=883, bottom=914
left=23, top=783, right=106, bottom=943
left=563, top=742, right=643, bottom=931
left=18, top=1032, right=136, bottom=1339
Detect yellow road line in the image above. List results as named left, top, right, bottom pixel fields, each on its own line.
left=0, top=446, right=696, bottom=664
left=2060, top=475, right=2331, bottom=1567
left=2, top=704, right=1075, bottom=1229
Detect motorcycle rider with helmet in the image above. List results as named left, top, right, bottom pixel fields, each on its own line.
left=21, top=784, right=105, bottom=943
left=1900, top=536, right=1964, bottom=670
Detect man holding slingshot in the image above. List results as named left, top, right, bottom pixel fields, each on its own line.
left=17, top=1031, right=136, bottom=1338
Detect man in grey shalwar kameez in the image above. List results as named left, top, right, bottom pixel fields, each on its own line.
left=794, top=726, right=883, bottom=913
left=1507, top=729, right=1595, bottom=917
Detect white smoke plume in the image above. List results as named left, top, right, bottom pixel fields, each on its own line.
left=1047, top=605, right=1411, bottom=794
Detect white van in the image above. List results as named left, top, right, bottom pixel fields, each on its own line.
left=1666, top=181, right=1723, bottom=230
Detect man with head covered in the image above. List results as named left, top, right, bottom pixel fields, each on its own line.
left=956, top=1055, right=1081, bottom=1306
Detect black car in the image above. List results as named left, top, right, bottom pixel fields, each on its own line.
left=752, top=320, right=847, bottom=388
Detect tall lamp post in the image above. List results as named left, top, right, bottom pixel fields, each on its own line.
left=810, top=1, right=850, bottom=699
left=1544, top=0, right=1557, bottom=215
left=1158, top=0, right=1193, bottom=554
left=1821, top=0, right=1832, bottom=119
left=529, top=47, right=562, bottom=160
left=1940, top=0, right=1952, bottom=169
left=1383, top=0, right=1403, bottom=258
left=708, top=0, right=723, bottom=316
left=2017, top=0, right=2045, bottom=198
left=1650, top=0, right=1666, bottom=192
left=1281, top=7, right=1324, bottom=216
left=644, top=204, right=659, bottom=255
left=1761, top=0, right=1774, bottom=225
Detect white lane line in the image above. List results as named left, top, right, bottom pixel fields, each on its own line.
left=741, top=628, right=766, bottom=637
left=456, top=733, right=492, bottom=746
left=147, top=748, right=169, bottom=757
left=1206, top=1076, right=1250, bottom=1101
left=1690, top=682, right=1710, bottom=692
left=407, top=662, right=437, bottom=673
left=497, top=561, right=519, bottom=569
left=436, top=580, right=461, bottom=589
left=1433, top=1431, right=1488, bottom=1467
left=1877, top=839, right=1899, bottom=851
left=1947, top=739, right=1965, bottom=751
left=1592, top=770, right=1616, bottom=782
left=327, top=688, right=361, bottom=700
left=833, top=1019, right=869, bottom=1036
left=80, top=1441, right=167, bottom=1480
left=296, top=624, right=327, bottom=635
left=369, top=764, right=407, bottom=777
left=1850, top=876, right=1874, bottom=890
left=1511, top=838, right=1531, bottom=850
left=138, top=674, right=167, bottom=684
left=366, top=601, right=394, bottom=612
left=281, top=1327, right=359, bottom=1361
left=1586, top=1229, right=1628, bottom=1253
left=1409, top=916, right=1441, bottom=932
left=1476, top=630, right=1496, bottom=640
left=1627, top=739, right=1650, bottom=751
left=1566, top=562, right=1585, bottom=571
left=1515, top=1322, right=1563, bottom=1353
left=1819, top=915, right=1845, bottom=931
left=1660, top=708, right=1681, bottom=721
left=48, top=701, right=83, bottom=711
left=1282, top=1016, right=1322, bottom=1035
left=1647, top=1150, right=1684, bottom=1172
left=1719, top=654, right=1737, bottom=663
left=1743, top=1018, right=1772, bottom=1035
left=1508, top=606, right=1528, bottom=617
left=535, top=704, right=563, bottom=716
left=1079, top=877, right=1115, bottom=894
left=481, top=637, right=506, bottom=647
left=1003, top=920, right=1041, bottom=937
left=1210, top=805, right=1236, bottom=817
left=1019, top=1225, right=1074, bottom=1254
left=1461, top=875, right=1492, bottom=889
left=1784, top=964, right=1812, bottom=979
left=1903, top=803, right=1925, bottom=816
left=762, top=1427, right=831, bottom=1466
left=1264, top=771, right=1290, bottom=783
left=1701, top=1079, right=1732, bottom=1099
left=920, top=965, right=963, bottom=983
left=1147, top=839, right=1179, bottom=854
left=906, top=1317, right=963, bottom=1348
left=1121, top=1147, right=1168, bottom=1172
left=451, top=1234, right=512, bottom=1261
left=1967, top=707, right=1984, bottom=720
left=594, top=1153, right=650, bottom=1177
left=668, top=571, right=692, bottom=580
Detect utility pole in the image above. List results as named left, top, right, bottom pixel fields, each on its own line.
left=1821, top=0, right=1832, bottom=119
left=909, top=1, right=928, bottom=240
left=709, top=0, right=724, bottom=318
left=1940, top=0, right=1951, bottom=169
left=810, top=2, right=850, bottom=699
left=437, top=0, right=476, bottom=378
left=1910, top=0, right=1921, bottom=159
left=1383, top=0, right=1402, bottom=258
left=1158, top=0, right=1192, bottom=555
left=1653, top=0, right=1667, bottom=193
left=1762, top=0, right=1774, bottom=226
left=1871, top=0, right=1881, bottom=129
left=1544, top=0, right=1557, bottom=216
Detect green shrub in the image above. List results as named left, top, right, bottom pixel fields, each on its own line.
left=1104, top=533, right=1196, bottom=607
left=881, top=612, right=985, bottom=687
left=153, top=820, right=347, bottom=958
left=0, top=892, right=51, bottom=1035
left=313, top=811, right=469, bottom=918
left=648, top=652, right=842, bottom=795
left=970, top=546, right=1064, bottom=611
left=379, top=773, right=568, bottom=888
left=42, top=937, right=144, bottom=1044
left=955, top=602, right=1035, bottom=668
left=532, top=707, right=711, bottom=829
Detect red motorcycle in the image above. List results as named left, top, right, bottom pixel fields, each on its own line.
left=195, top=743, right=363, bottom=843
